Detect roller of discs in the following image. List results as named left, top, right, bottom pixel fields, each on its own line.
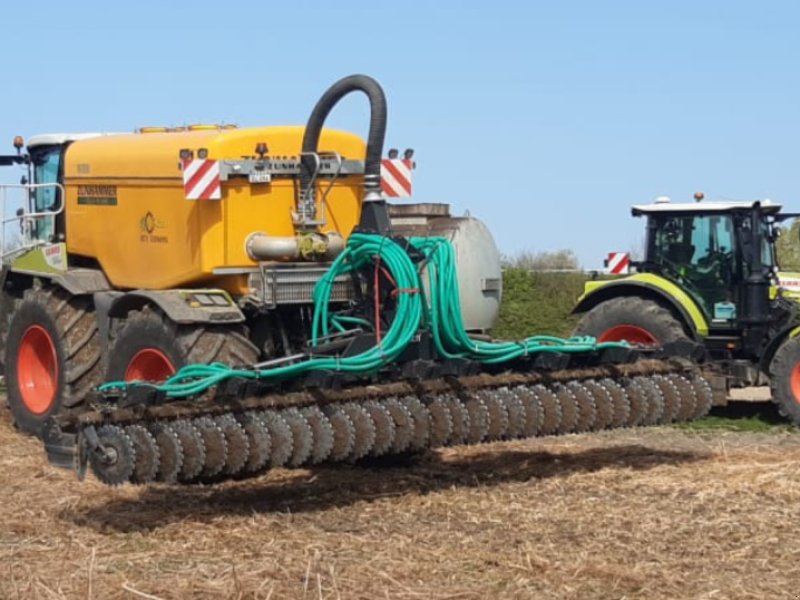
left=236, top=412, right=272, bottom=474
left=533, top=384, right=562, bottom=435
left=599, top=379, right=630, bottom=429
left=582, top=380, right=613, bottom=430
left=125, top=424, right=160, bottom=484
left=482, top=389, right=510, bottom=440
left=75, top=367, right=716, bottom=487
left=427, top=396, right=453, bottom=448
left=302, top=406, right=335, bottom=464
left=690, top=375, right=713, bottom=419
left=339, top=403, right=376, bottom=460
left=215, top=414, right=250, bottom=476
left=444, top=393, right=470, bottom=445
left=568, top=382, right=596, bottom=433
left=621, top=378, right=647, bottom=427
left=171, top=419, right=206, bottom=482
left=260, top=410, right=294, bottom=468
left=364, top=400, right=396, bottom=456
left=382, top=397, right=414, bottom=453
left=463, top=393, right=489, bottom=444
left=148, top=422, right=183, bottom=483
left=496, top=387, right=526, bottom=438
left=193, top=417, right=228, bottom=478
left=634, top=376, right=664, bottom=426
left=89, top=425, right=136, bottom=486
left=511, top=385, right=542, bottom=438
left=668, top=373, right=697, bottom=422
left=653, top=375, right=681, bottom=423
left=401, top=395, right=430, bottom=450
left=281, top=408, right=314, bottom=467
left=324, top=405, right=356, bottom=461
left=553, top=384, right=579, bottom=434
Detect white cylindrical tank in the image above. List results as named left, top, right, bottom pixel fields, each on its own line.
left=389, top=204, right=502, bottom=333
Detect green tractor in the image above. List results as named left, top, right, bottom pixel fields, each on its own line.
left=572, top=197, right=800, bottom=422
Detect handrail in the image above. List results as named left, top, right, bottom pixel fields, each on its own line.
left=0, top=183, right=66, bottom=261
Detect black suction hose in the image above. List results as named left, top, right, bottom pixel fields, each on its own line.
left=301, top=75, right=390, bottom=233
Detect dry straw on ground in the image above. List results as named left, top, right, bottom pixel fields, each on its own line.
left=2, top=405, right=800, bottom=600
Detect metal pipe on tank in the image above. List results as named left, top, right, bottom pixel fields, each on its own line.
left=245, top=231, right=345, bottom=262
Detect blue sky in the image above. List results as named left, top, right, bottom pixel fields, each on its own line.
left=1, top=0, right=798, bottom=268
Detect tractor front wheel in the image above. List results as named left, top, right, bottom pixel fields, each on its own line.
left=769, top=336, right=800, bottom=424
left=574, top=296, right=689, bottom=346
left=4, top=287, right=103, bottom=436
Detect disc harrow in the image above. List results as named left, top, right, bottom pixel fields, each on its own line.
left=63, top=368, right=713, bottom=486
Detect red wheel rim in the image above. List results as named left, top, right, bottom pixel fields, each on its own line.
left=125, top=349, right=176, bottom=382
left=790, top=363, right=800, bottom=405
left=17, top=325, right=59, bottom=415
left=597, top=325, right=659, bottom=346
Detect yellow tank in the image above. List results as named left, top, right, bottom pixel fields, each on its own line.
left=63, top=126, right=366, bottom=293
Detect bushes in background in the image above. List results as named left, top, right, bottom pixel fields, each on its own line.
left=492, top=268, right=592, bottom=339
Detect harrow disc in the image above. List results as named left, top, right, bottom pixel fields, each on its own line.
left=125, top=424, right=160, bottom=484
left=236, top=412, right=272, bottom=474
left=89, top=425, right=136, bottom=486
left=383, top=397, right=414, bottom=453
left=194, top=417, right=228, bottom=479
left=325, top=405, right=356, bottom=462
left=216, top=414, right=250, bottom=476
left=148, top=422, right=183, bottom=483
left=302, top=406, right=335, bottom=464
left=171, top=420, right=206, bottom=482
left=261, top=411, right=294, bottom=468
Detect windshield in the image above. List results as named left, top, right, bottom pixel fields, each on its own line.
left=649, top=214, right=737, bottom=317
left=651, top=214, right=735, bottom=273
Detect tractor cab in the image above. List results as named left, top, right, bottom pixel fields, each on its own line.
left=0, top=134, right=104, bottom=258
left=632, top=198, right=783, bottom=328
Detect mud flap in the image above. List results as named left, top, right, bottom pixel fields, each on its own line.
left=41, top=418, right=78, bottom=472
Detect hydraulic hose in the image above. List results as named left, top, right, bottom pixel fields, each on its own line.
left=300, top=74, right=388, bottom=203
left=100, top=235, right=627, bottom=399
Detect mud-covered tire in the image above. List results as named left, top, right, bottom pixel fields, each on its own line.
left=769, top=337, right=800, bottom=424
left=574, top=296, right=689, bottom=345
left=105, top=306, right=259, bottom=383
left=4, top=286, right=102, bottom=436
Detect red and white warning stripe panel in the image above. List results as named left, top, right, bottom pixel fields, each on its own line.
left=182, top=158, right=221, bottom=200
left=606, top=252, right=630, bottom=275
left=381, top=159, right=413, bottom=198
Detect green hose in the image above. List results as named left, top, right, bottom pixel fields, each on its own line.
left=99, top=234, right=626, bottom=398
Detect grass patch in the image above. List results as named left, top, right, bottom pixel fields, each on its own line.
left=674, top=401, right=796, bottom=433
left=492, top=268, right=591, bottom=339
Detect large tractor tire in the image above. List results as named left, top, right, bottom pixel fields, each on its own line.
left=769, top=336, right=800, bottom=424
left=574, top=296, right=689, bottom=346
left=4, top=286, right=103, bottom=436
left=105, top=306, right=259, bottom=384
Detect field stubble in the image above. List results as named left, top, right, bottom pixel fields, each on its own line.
left=1, top=399, right=800, bottom=599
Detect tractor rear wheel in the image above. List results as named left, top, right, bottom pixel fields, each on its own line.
left=4, top=286, right=103, bottom=436
left=574, top=297, right=689, bottom=346
left=105, top=306, right=259, bottom=384
left=769, top=336, right=800, bottom=424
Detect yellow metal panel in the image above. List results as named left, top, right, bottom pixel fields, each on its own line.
left=63, top=126, right=365, bottom=292
left=579, top=273, right=709, bottom=337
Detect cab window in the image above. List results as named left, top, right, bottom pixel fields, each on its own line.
left=32, top=147, right=62, bottom=212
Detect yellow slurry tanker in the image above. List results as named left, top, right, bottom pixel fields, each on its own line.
left=0, top=75, right=711, bottom=486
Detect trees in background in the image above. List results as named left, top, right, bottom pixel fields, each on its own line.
left=777, top=220, right=800, bottom=271
left=501, top=249, right=579, bottom=271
